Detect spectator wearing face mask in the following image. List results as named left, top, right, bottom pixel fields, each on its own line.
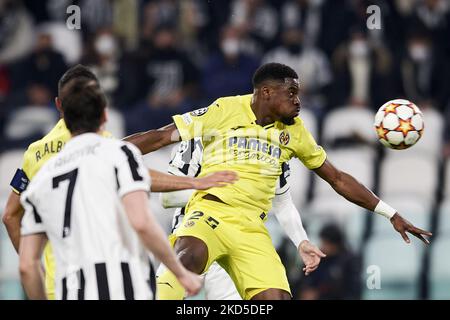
left=398, top=28, right=450, bottom=112
left=81, top=29, right=121, bottom=107
left=262, top=27, right=332, bottom=115
left=201, top=25, right=260, bottom=102
left=294, top=223, right=361, bottom=300
left=330, top=27, right=396, bottom=111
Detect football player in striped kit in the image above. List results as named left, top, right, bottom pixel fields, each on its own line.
left=18, top=79, right=202, bottom=300
left=156, top=138, right=326, bottom=300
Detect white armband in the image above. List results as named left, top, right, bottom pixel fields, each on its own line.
left=271, top=191, right=308, bottom=248
left=374, top=200, right=397, bottom=219
left=160, top=189, right=195, bottom=209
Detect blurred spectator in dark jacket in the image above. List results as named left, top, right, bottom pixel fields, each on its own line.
left=398, top=28, right=450, bottom=112
left=330, top=27, right=396, bottom=111
left=81, top=29, right=121, bottom=107
left=119, top=24, right=199, bottom=109
left=229, top=0, right=279, bottom=54
left=263, top=27, right=332, bottom=115
left=295, top=223, right=361, bottom=300
left=201, top=25, right=260, bottom=102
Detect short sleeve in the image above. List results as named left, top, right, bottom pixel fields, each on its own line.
left=20, top=193, right=45, bottom=236
left=116, top=143, right=151, bottom=198
left=172, top=100, right=225, bottom=141
left=168, top=139, right=203, bottom=177
left=293, top=118, right=327, bottom=170
left=275, top=162, right=291, bottom=195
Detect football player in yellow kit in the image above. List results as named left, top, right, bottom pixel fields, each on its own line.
left=2, top=65, right=236, bottom=299
left=125, top=63, right=432, bottom=300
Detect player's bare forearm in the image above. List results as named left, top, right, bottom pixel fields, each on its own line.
left=19, top=234, right=47, bottom=300
left=149, top=169, right=197, bottom=192
left=123, top=123, right=181, bottom=155
left=2, top=192, right=25, bottom=253
left=314, top=160, right=379, bottom=211
left=149, top=169, right=238, bottom=192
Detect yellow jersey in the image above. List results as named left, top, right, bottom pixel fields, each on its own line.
left=173, top=94, right=326, bottom=217
left=15, top=119, right=111, bottom=299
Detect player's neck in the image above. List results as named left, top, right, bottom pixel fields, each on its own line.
left=70, top=129, right=101, bottom=138
left=251, top=102, right=276, bottom=127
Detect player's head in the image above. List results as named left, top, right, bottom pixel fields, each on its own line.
left=61, top=79, right=107, bottom=135
left=252, top=63, right=300, bottom=125
left=56, top=64, right=99, bottom=114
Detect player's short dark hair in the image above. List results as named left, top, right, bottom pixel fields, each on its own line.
left=62, top=79, right=106, bottom=134
left=320, top=223, right=345, bottom=247
left=58, top=64, right=98, bottom=97
left=252, top=63, right=298, bottom=87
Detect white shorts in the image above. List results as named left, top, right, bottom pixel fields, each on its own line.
left=156, top=262, right=241, bottom=300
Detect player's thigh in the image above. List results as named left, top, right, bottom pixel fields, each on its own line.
left=204, top=262, right=241, bottom=300
left=223, top=229, right=291, bottom=300
left=174, top=207, right=228, bottom=274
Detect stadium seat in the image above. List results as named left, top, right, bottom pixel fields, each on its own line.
left=371, top=196, right=432, bottom=237
left=321, top=106, right=376, bottom=150
left=105, top=107, right=126, bottom=139
left=288, top=159, right=311, bottom=210
left=0, top=150, right=25, bottom=208
left=429, top=236, right=450, bottom=299
left=362, top=235, right=424, bottom=299
left=383, top=107, right=443, bottom=159
left=379, top=153, right=438, bottom=207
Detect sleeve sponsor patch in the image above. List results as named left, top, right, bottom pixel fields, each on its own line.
left=10, top=169, right=30, bottom=194
left=182, top=113, right=193, bottom=125
left=190, top=107, right=209, bottom=117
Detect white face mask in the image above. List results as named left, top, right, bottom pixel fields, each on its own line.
left=349, top=40, right=369, bottom=58
left=409, top=44, right=430, bottom=62
left=95, top=35, right=117, bottom=55
left=221, top=38, right=240, bottom=56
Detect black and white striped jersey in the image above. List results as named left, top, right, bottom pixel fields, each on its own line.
left=168, top=138, right=291, bottom=232
left=20, top=133, right=155, bottom=300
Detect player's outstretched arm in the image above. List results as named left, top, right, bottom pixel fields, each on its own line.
left=271, top=191, right=325, bottom=275
left=2, top=191, right=25, bottom=253
left=313, top=159, right=432, bottom=245
left=123, top=123, right=181, bottom=155
left=19, top=233, right=47, bottom=300
left=149, top=169, right=238, bottom=193
left=123, top=190, right=202, bottom=296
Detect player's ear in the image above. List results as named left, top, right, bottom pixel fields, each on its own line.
left=101, top=107, right=109, bottom=126
left=261, top=85, right=271, bottom=99
left=55, top=97, right=63, bottom=114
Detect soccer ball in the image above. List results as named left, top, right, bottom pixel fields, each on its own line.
left=374, top=99, right=424, bottom=150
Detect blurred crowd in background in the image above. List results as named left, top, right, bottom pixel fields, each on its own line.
left=1, top=0, right=450, bottom=300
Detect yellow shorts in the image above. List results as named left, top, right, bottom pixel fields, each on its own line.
left=173, top=196, right=291, bottom=300
left=43, top=242, right=55, bottom=300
